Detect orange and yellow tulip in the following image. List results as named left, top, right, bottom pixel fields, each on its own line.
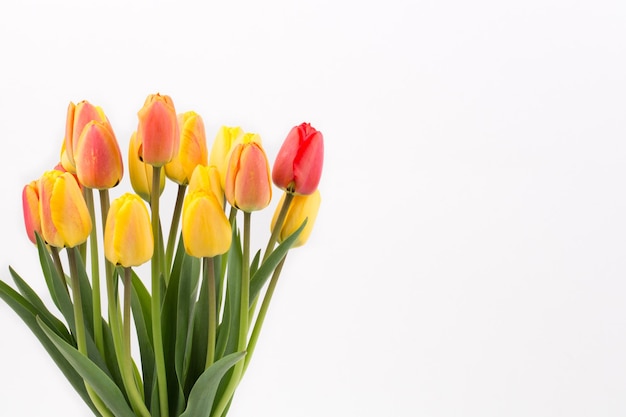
left=74, top=121, right=123, bottom=189
left=209, top=126, right=244, bottom=188
left=136, top=93, right=179, bottom=167
left=38, top=170, right=92, bottom=248
left=165, top=111, right=208, bottom=185
left=224, top=135, right=271, bottom=212
left=22, top=180, right=41, bottom=245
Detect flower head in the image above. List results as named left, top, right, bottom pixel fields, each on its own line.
left=224, top=136, right=272, bottom=212
left=74, top=121, right=123, bottom=189
left=129, top=131, right=165, bottom=202
left=272, top=123, right=324, bottom=195
left=182, top=189, right=232, bottom=258
left=104, top=193, right=154, bottom=267
left=165, top=111, right=208, bottom=185
left=271, top=190, right=321, bottom=248
left=38, top=170, right=92, bottom=248
left=209, top=126, right=244, bottom=188
left=22, top=180, right=41, bottom=245
left=136, top=93, right=179, bottom=167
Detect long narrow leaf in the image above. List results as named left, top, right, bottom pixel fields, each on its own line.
left=180, top=351, right=245, bottom=417
left=249, top=219, right=306, bottom=305
left=0, top=281, right=98, bottom=415
left=38, top=317, right=136, bottom=417
left=9, top=267, right=72, bottom=343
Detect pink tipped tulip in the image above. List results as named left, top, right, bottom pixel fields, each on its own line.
left=225, top=140, right=272, bottom=212
left=64, top=100, right=109, bottom=171
left=272, top=123, right=324, bottom=195
left=22, top=180, right=42, bottom=245
left=38, top=170, right=92, bottom=248
left=74, top=121, right=124, bottom=189
left=136, top=93, right=179, bottom=167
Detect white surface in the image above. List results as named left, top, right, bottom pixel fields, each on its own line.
left=1, top=0, right=626, bottom=416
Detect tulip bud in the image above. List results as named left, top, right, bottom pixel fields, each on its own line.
left=38, top=170, right=92, bottom=248
left=271, top=190, right=321, bottom=248
left=188, top=164, right=223, bottom=206
left=22, top=180, right=41, bottom=245
left=182, top=190, right=232, bottom=258
left=209, top=126, right=245, bottom=188
left=129, top=131, right=165, bottom=202
left=165, top=111, right=208, bottom=185
left=74, top=121, right=124, bottom=189
left=272, top=123, right=324, bottom=195
left=224, top=138, right=272, bottom=212
left=136, top=93, right=179, bottom=166
left=104, top=193, right=154, bottom=267
left=64, top=100, right=109, bottom=171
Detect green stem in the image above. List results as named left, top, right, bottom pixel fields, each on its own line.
left=84, top=188, right=104, bottom=355
left=204, top=257, right=216, bottom=370
left=122, top=268, right=151, bottom=417
left=165, top=184, right=187, bottom=282
left=49, top=246, right=69, bottom=296
left=212, top=212, right=251, bottom=417
left=99, top=190, right=114, bottom=298
left=151, top=166, right=169, bottom=417
left=67, top=248, right=114, bottom=417
left=244, top=255, right=287, bottom=373
left=263, top=192, right=294, bottom=262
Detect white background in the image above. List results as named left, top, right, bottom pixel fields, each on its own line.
left=1, top=0, right=626, bottom=416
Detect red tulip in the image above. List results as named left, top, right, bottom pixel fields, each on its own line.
left=272, top=123, right=323, bottom=195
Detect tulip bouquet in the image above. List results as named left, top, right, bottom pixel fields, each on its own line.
left=1, top=94, right=323, bottom=417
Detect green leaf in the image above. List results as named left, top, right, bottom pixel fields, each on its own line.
left=0, top=281, right=98, bottom=415
left=131, top=270, right=155, bottom=404
left=175, top=252, right=201, bottom=393
left=38, top=317, right=136, bottom=417
left=35, top=234, right=75, bottom=327
left=249, top=219, right=307, bottom=305
left=9, top=266, right=72, bottom=343
left=179, top=351, right=246, bottom=417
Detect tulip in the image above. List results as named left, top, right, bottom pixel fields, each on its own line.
left=182, top=190, right=232, bottom=258
left=165, top=111, right=208, bottom=185
left=271, top=190, right=321, bottom=248
left=104, top=193, right=154, bottom=267
left=74, top=121, right=124, bottom=189
left=39, top=170, right=92, bottom=248
left=128, top=131, right=165, bottom=202
left=22, top=180, right=41, bottom=245
left=60, top=139, right=76, bottom=173
left=225, top=139, right=272, bottom=212
left=272, top=123, right=324, bottom=195
left=136, top=93, right=179, bottom=166
left=64, top=100, right=110, bottom=171
left=209, top=126, right=244, bottom=188
left=188, top=164, right=223, bottom=206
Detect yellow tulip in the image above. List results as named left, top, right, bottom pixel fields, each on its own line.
left=165, top=111, right=208, bottom=185
left=128, top=131, right=165, bottom=202
left=38, top=170, right=92, bottom=248
left=188, top=165, right=223, bottom=206
left=104, top=193, right=154, bottom=267
left=208, top=126, right=244, bottom=188
left=271, top=190, right=321, bottom=248
left=182, top=190, right=232, bottom=258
